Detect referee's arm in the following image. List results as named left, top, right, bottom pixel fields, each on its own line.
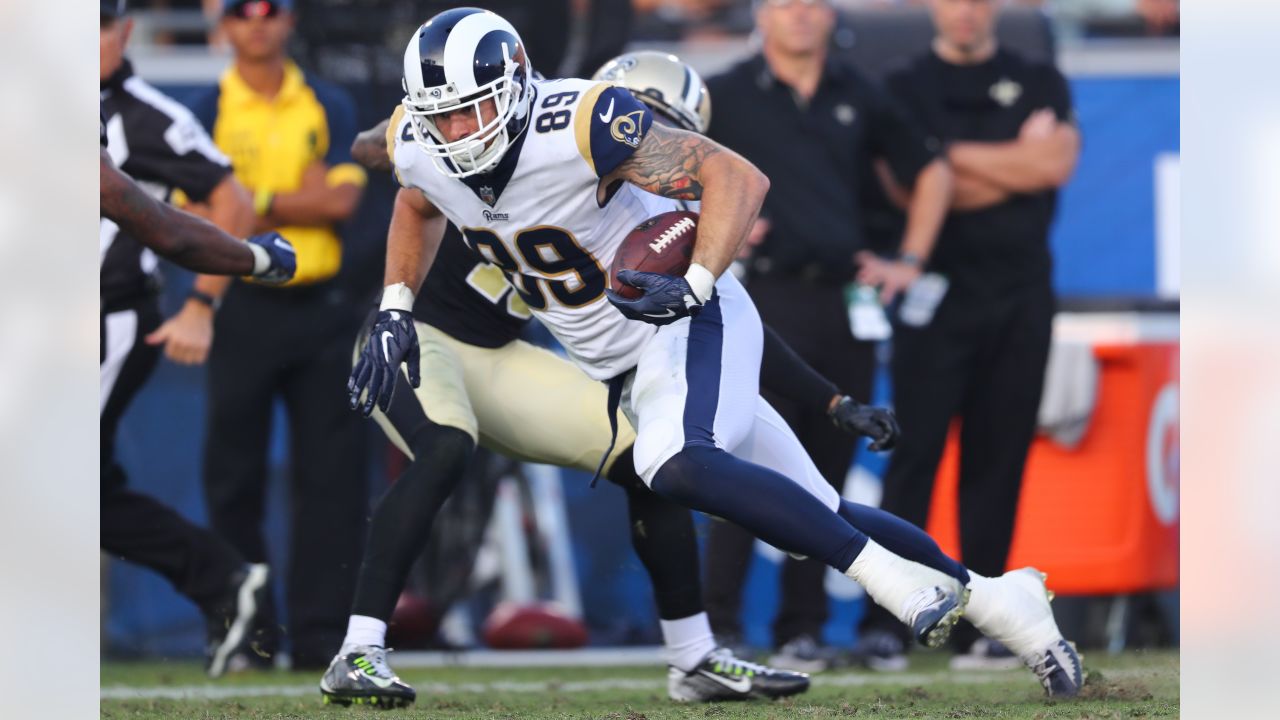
left=101, top=150, right=255, bottom=277
left=162, top=175, right=254, bottom=364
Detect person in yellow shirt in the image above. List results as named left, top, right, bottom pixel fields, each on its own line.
left=187, top=0, right=368, bottom=671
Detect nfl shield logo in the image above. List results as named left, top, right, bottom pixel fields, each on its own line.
left=479, top=185, right=496, bottom=206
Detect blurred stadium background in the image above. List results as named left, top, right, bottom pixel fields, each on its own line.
left=103, top=0, right=1178, bottom=668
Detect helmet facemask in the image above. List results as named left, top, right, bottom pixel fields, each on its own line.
left=403, top=42, right=530, bottom=179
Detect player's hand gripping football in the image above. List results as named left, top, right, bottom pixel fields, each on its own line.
left=246, top=232, right=297, bottom=285
left=606, top=269, right=705, bottom=326
left=348, top=310, right=420, bottom=417
left=829, top=396, right=900, bottom=451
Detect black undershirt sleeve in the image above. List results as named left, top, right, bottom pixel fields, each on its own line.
left=759, top=323, right=842, bottom=413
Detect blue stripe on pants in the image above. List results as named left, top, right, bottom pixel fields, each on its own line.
left=682, top=294, right=722, bottom=448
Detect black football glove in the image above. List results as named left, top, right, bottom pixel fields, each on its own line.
left=348, top=309, right=419, bottom=417
left=829, top=396, right=900, bottom=451
left=605, top=269, right=704, bottom=326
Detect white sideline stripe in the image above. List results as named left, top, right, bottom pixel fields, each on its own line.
left=392, top=647, right=667, bottom=668
left=102, top=667, right=1155, bottom=701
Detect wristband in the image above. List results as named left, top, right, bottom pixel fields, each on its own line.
left=253, top=188, right=275, bottom=217
left=683, top=263, right=717, bottom=304
left=380, top=282, right=416, bottom=312
left=187, top=289, right=221, bottom=311
left=898, top=252, right=924, bottom=268
left=247, top=242, right=271, bottom=276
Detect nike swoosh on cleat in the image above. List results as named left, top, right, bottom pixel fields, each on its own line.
left=274, top=237, right=295, bottom=254
left=363, top=674, right=395, bottom=689
left=697, top=670, right=751, bottom=694
left=380, top=331, right=394, bottom=362
left=598, top=98, right=615, bottom=123
left=642, top=308, right=676, bottom=318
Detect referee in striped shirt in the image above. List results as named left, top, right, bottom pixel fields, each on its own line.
left=99, top=0, right=277, bottom=676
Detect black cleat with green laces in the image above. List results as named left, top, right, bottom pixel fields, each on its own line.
left=319, top=646, right=416, bottom=708
left=668, top=647, right=810, bottom=702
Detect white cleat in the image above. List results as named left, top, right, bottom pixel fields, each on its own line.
left=847, top=540, right=968, bottom=649
left=903, top=584, right=969, bottom=649
left=965, top=568, right=1083, bottom=697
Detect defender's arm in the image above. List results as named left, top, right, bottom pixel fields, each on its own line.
left=352, top=119, right=393, bottom=172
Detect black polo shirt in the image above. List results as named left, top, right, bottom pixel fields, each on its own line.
left=707, top=54, right=939, bottom=284
left=885, top=48, right=1074, bottom=296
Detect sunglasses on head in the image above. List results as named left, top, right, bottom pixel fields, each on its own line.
left=225, top=1, right=282, bottom=20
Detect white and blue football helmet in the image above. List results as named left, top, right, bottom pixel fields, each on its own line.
left=401, top=8, right=533, bottom=178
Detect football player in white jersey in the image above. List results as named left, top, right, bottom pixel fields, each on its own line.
left=322, top=51, right=902, bottom=708
left=349, top=6, right=1081, bottom=703
left=321, top=53, right=862, bottom=708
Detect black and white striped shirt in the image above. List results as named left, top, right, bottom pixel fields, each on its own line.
left=99, top=59, right=232, bottom=309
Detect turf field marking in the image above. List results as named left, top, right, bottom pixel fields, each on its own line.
left=101, top=668, right=1154, bottom=701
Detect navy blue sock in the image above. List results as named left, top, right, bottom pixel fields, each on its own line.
left=837, top=501, right=970, bottom=584
left=651, top=445, right=867, bottom=571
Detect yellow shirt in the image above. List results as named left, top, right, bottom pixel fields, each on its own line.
left=203, top=62, right=366, bottom=285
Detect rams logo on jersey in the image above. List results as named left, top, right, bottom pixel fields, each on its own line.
left=610, top=110, right=646, bottom=148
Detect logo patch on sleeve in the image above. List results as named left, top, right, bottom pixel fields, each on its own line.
left=610, top=110, right=646, bottom=148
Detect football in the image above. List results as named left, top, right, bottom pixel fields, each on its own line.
left=608, top=210, right=699, bottom=299
left=481, top=601, right=589, bottom=649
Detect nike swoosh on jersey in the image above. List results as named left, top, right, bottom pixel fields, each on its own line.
left=696, top=670, right=751, bottom=693
left=598, top=98, right=615, bottom=123
left=642, top=308, right=676, bottom=318
left=380, top=331, right=395, bottom=362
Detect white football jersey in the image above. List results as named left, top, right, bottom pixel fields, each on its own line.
left=390, top=77, right=679, bottom=380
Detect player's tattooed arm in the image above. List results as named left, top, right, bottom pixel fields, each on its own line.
left=609, top=122, right=720, bottom=201
left=351, top=118, right=393, bottom=172
left=610, top=123, right=771, bottom=280
left=100, top=150, right=255, bottom=276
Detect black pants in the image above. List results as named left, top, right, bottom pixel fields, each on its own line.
left=202, top=281, right=368, bottom=666
left=703, top=273, right=875, bottom=646
left=101, top=297, right=242, bottom=614
left=862, top=281, right=1055, bottom=648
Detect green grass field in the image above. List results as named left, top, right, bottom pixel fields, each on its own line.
left=101, top=649, right=1178, bottom=719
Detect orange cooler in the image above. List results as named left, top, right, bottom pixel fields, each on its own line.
left=924, top=312, right=1180, bottom=595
